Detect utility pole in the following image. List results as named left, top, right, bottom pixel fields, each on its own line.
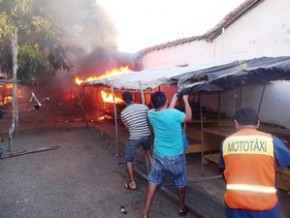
left=8, top=28, right=18, bottom=151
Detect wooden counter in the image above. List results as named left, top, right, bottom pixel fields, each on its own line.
left=183, top=120, right=233, bottom=154
left=202, top=127, right=235, bottom=153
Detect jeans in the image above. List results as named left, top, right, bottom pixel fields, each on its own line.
left=124, top=136, right=151, bottom=162
left=148, top=153, right=186, bottom=187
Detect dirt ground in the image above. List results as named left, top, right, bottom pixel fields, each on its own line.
left=1, top=98, right=289, bottom=218
left=0, top=107, right=198, bottom=218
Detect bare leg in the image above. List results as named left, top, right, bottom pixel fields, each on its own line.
left=177, top=186, right=186, bottom=211
left=144, top=148, right=152, bottom=173
left=125, top=162, right=136, bottom=189
left=142, top=183, right=157, bottom=218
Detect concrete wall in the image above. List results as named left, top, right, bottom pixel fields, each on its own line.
left=139, top=0, right=290, bottom=128
left=141, top=41, right=214, bottom=69
left=213, top=0, right=290, bottom=62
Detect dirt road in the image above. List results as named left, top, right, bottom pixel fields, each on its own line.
left=0, top=120, right=196, bottom=218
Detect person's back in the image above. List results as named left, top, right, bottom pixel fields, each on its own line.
left=222, top=128, right=277, bottom=210
left=142, top=91, right=192, bottom=218
left=120, top=92, right=151, bottom=191
left=121, top=103, right=150, bottom=139
left=148, top=108, right=184, bottom=156
left=219, top=107, right=290, bottom=218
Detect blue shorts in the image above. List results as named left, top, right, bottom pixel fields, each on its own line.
left=148, top=153, right=186, bottom=187
left=0, top=144, right=3, bottom=156
left=124, top=136, right=151, bottom=162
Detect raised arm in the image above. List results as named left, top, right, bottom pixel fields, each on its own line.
left=183, top=95, right=192, bottom=122
left=169, top=93, right=178, bottom=109
left=169, top=93, right=192, bottom=122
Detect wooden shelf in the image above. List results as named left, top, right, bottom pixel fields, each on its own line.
left=203, top=152, right=290, bottom=193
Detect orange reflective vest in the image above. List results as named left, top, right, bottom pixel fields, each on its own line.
left=222, top=128, right=277, bottom=210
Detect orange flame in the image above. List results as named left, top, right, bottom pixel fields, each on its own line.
left=0, top=83, right=13, bottom=105
left=5, top=83, right=13, bottom=89
left=75, top=66, right=132, bottom=85
left=101, top=90, right=123, bottom=104
left=0, top=83, right=13, bottom=89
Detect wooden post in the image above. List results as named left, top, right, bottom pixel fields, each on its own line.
left=199, top=93, right=205, bottom=175
left=111, top=86, right=120, bottom=156
left=74, top=86, right=87, bottom=127
left=217, top=92, right=221, bottom=120
left=138, top=81, right=150, bottom=172
left=139, top=81, right=145, bottom=104
left=257, top=84, right=266, bottom=115
left=8, top=28, right=18, bottom=152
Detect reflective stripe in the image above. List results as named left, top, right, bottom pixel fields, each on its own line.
left=227, top=184, right=276, bottom=193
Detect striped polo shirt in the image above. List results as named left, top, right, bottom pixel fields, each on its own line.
left=121, top=103, right=151, bottom=139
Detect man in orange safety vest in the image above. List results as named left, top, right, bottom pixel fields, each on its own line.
left=219, top=107, right=290, bottom=218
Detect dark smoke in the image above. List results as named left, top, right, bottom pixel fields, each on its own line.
left=15, top=0, right=137, bottom=122
left=35, top=0, right=135, bottom=75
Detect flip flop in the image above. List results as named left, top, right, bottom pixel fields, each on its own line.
left=124, top=182, right=137, bottom=190
left=179, top=207, right=189, bottom=216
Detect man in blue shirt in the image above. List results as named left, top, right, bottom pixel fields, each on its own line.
left=142, top=91, right=192, bottom=218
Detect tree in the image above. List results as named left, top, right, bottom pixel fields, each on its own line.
left=0, top=11, right=15, bottom=74
left=0, top=0, right=117, bottom=85
left=0, top=0, right=72, bottom=84
left=17, top=43, right=52, bottom=85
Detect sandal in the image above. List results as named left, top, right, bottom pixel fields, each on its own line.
left=124, top=181, right=137, bottom=190
left=179, top=207, right=189, bottom=216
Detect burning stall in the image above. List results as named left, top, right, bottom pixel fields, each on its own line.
left=74, top=66, right=134, bottom=123
left=75, top=65, right=200, bottom=155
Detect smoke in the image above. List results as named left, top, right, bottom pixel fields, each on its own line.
left=35, top=0, right=133, bottom=75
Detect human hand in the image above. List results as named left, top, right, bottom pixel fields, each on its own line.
left=169, top=93, right=178, bottom=108
left=182, top=95, right=189, bottom=101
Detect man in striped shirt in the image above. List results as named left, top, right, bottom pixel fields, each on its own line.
left=121, top=92, right=151, bottom=190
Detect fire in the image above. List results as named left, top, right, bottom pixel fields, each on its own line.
left=75, top=66, right=132, bottom=85
left=4, top=83, right=13, bottom=89
left=101, top=90, right=123, bottom=104
left=0, top=83, right=13, bottom=89
left=0, top=83, right=13, bottom=105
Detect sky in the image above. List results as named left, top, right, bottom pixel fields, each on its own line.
left=97, top=0, right=245, bottom=53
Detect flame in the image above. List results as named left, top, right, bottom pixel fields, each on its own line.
left=97, top=114, right=113, bottom=121
left=6, top=83, right=13, bottom=89
left=0, top=83, right=13, bottom=89
left=0, top=83, right=13, bottom=105
left=101, top=90, right=122, bottom=104
left=75, top=66, right=132, bottom=85
left=1, top=96, right=12, bottom=105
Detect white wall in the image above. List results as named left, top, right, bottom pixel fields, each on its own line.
left=213, top=0, right=290, bottom=62
left=141, top=41, right=214, bottom=69
left=139, top=0, right=290, bottom=128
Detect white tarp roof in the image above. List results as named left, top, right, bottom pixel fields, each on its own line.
left=83, top=64, right=209, bottom=90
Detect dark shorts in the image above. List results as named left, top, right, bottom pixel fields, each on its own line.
left=147, top=153, right=186, bottom=187
left=225, top=202, right=280, bottom=218
left=124, top=136, right=151, bottom=162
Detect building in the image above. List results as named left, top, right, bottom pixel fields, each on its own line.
left=136, top=0, right=290, bottom=129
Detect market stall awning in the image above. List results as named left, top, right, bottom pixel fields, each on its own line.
left=82, top=65, right=206, bottom=90
left=82, top=56, right=290, bottom=93
left=175, top=56, right=290, bottom=94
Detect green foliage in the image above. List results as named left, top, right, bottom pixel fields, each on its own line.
left=0, top=12, right=14, bottom=74
left=0, top=0, right=71, bottom=84
left=0, top=12, right=14, bottom=43
left=17, top=43, right=52, bottom=85
left=0, top=0, right=117, bottom=84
